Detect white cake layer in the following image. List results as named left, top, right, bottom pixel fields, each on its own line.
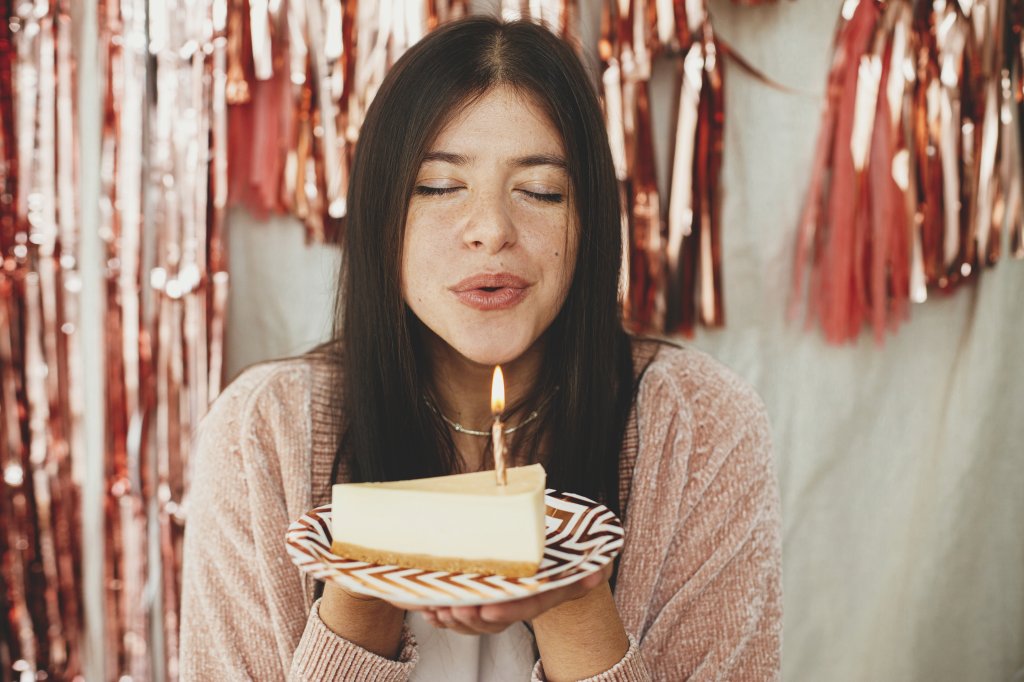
left=332, top=464, right=546, bottom=565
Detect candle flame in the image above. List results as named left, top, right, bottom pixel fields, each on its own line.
left=491, top=365, right=504, bottom=415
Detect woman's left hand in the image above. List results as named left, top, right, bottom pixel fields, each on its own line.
left=387, top=562, right=613, bottom=635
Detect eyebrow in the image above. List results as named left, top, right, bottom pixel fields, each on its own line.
left=512, top=153, right=567, bottom=170
left=422, top=151, right=470, bottom=166
left=421, top=151, right=567, bottom=170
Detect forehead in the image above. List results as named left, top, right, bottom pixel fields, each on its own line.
left=427, top=86, right=565, bottom=158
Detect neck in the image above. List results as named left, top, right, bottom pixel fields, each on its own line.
left=425, top=340, right=545, bottom=436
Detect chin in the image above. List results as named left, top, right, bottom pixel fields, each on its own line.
left=450, top=334, right=535, bottom=368
left=455, top=346, right=530, bottom=368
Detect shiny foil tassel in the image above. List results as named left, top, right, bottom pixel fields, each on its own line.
left=604, top=0, right=725, bottom=336
left=98, top=0, right=150, bottom=677
left=500, top=0, right=577, bottom=39
left=1006, top=0, right=1024, bottom=257
left=793, top=0, right=1023, bottom=344
left=226, top=0, right=470, bottom=242
left=0, top=0, right=85, bottom=678
left=98, top=1, right=230, bottom=679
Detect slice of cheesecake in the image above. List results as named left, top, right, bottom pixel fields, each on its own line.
left=331, top=463, right=546, bottom=578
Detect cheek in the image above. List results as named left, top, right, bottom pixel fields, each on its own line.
left=400, top=238, right=429, bottom=306
left=401, top=226, right=435, bottom=292
left=537, top=239, right=576, bottom=314
left=553, top=230, right=578, bottom=291
left=402, top=234, right=458, bottom=314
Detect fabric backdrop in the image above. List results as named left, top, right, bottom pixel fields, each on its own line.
left=221, top=1, right=1024, bottom=680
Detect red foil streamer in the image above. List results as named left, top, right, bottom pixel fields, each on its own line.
left=793, top=0, right=1023, bottom=344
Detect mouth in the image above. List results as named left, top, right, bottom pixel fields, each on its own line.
left=450, top=273, right=531, bottom=311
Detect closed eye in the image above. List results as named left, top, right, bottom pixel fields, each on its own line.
left=415, top=186, right=462, bottom=197
left=521, top=190, right=564, bottom=204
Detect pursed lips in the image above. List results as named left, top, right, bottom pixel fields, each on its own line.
left=449, top=273, right=531, bottom=311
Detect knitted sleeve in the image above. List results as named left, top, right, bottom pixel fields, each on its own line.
left=179, top=364, right=419, bottom=681
left=636, top=401, right=781, bottom=680
left=624, top=354, right=782, bottom=680
left=533, top=348, right=783, bottom=681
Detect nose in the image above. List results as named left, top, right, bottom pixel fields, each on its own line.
left=461, top=189, right=517, bottom=254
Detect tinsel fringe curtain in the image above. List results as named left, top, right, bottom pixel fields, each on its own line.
left=1, top=0, right=229, bottom=679
left=1, top=1, right=85, bottom=679
left=791, top=0, right=1024, bottom=344
left=14, top=0, right=1024, bottom=678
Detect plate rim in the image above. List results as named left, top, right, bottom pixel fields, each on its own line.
left=285, top=488, right=624, bottom=606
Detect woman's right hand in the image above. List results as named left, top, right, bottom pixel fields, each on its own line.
left=319, top=581, right=406, bottom=659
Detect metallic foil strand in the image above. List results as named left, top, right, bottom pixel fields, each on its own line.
left=225, top=0, right=479, bottom=242
left=0, top=1, right=85, bottom=677
left=792, top=0, right=1023, bottom=344
left=604, top=0, right=727, bottom=336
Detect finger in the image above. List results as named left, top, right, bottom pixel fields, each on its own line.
left=449, top=605, right=508, bottom=635
left=434, top=609, right=478, bottom=636
left=479, top=566, right=610, bottom=623
left=479, top=590, right=561, bottom=623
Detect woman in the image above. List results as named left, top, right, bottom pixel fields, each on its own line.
left=180, top=16, right=781, bottom=681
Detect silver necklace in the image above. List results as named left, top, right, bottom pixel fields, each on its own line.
left=424, top=390, right=556, bottom=438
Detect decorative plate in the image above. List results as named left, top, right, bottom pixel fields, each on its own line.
left=285, top=489, right=624, bottom=607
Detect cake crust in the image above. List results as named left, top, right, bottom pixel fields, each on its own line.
left=331, top=539, right=540, bottom=578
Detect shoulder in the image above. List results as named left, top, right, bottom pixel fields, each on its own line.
left=632, top=338, right=767, bottom=429
left=629, top=338, right=773, bottom=491
left=197, top=350, right=336, bottom=450
left=623, top=340, right=778, bottom=560
left=190, top=350, right=340, bottom=522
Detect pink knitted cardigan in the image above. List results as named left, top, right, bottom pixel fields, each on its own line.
left=179, top=341, right=782, bottom=680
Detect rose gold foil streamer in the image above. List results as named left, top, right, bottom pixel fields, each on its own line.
left=98, top=0, right=148, bottom=677
left=602, top=0, right=726, bottom=336
left=0, top=1, right=84, bottom=678
left=1006, top=0, right=1024, bottom=257
left=93, top=1, right=230, bottom=679
left=793, top=0, right=1023, bottom=344
left=501, top=0, right=577, bottom=39
left=225, top=0, right=471, bottom=242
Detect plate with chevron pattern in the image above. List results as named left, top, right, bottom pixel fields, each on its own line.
left=285, top=489, right=624, bottom=607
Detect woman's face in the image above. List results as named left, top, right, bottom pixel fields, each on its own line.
left=401, top=86, right=577, bottom=367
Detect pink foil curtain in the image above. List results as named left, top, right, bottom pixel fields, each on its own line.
left=97, top=0, right=228, bottom=679
left=792, top=0, right=1024, bottom=344
left=1, top=1, right=85, bottom=679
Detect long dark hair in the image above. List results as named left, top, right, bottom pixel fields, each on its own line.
left=332, top=16, right=636, bottom=518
